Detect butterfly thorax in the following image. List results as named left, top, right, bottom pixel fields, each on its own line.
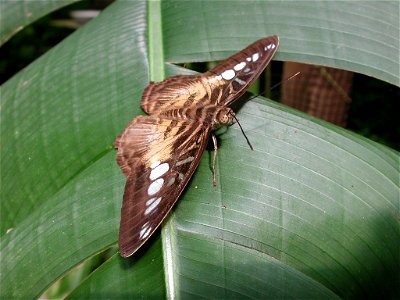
left=159, top=105, right=235, bottom=129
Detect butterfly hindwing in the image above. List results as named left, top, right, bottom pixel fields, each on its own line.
left=141, top=36, right=279, bottom=113
left=116, top=116, right=211, bottom=257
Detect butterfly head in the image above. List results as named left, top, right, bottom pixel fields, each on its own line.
left=213, top=107, right=235, bottom=129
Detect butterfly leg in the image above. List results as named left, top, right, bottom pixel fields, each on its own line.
left=212, top=134, right=218, bottom=187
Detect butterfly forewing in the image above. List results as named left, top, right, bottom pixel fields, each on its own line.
left=116, top=116, right=211, bottom=257
left=206, top=35, right=279, bottom=106
left=141, top=36, right=279, bottom=114
left=116, top=35, right=279, bottom=257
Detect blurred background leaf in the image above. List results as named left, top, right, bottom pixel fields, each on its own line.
left=0, top=0, right=79, bottom=45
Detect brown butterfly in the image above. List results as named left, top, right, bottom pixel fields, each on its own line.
left=115, top=36, right=279, bottom=257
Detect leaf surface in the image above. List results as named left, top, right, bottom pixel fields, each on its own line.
left=0, top=0, right=79, bottom=45
left=1, top=1, right=399, bottom=299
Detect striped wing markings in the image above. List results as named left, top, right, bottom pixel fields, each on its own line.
left=140, top=36, right=279, bottom=113
left=116, top=116, right=211, bottom=257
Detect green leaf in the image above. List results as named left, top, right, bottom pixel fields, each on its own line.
left=68, top=240, right=166, bottom=299
left=0, top=0, right=79, bottom=45
left=161, top=1, right=399, bottom=86
left=1, top=0, right=399, bottom=299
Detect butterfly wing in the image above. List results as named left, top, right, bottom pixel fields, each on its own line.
left=205, top=35, right=279, bottom=106
left=115, top=116, right=211, bottom=257
left=141, top=35, right=279, bottom=113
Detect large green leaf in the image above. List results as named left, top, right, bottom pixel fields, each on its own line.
left=68, top=239, right=166, bottom=299
left=0, top=0, right=79, bottom=45
left=160, top=1, right=399, bottom=85
left=1, top=0, right=399, bottom=299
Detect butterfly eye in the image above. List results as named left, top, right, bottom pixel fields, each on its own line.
left=223, top=114, right=231, bottom=124
left=215, top=107, right=235, bottom=125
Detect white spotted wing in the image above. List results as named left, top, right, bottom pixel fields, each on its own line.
left=115, top=116, right=211, bottom=257
left=141, top=36, right=279, bottom=113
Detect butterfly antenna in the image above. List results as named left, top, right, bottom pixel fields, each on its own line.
left=232, top=113, right=254, bottom=151
left=246, top=71, right=301, bottom=102
left=230, top=73, right=300, bottom=151
left=270, top=71, right=300, bottom=91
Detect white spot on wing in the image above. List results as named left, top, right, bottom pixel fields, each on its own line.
left=150, top=160, right=160, bottom=169
left=252, top=53, right=260, bottom=62
left=146, top=197, right=156, bottom=206
left=144, top=197, right=162, bottom=215
left=246, top=57, right=251, bottom=62
left=176, top=156, right=194, bottom=166
left=234, top=77, right=246, bottom=85
left=243, top=67, right=251, bottom=73
left=139, top=226, right=152, bottom=239
left=215, top=75, right=222, bottom=80
left=266, top=43, right=275, bottom=50
left=221, top=69, right=235, bottom=80
left=148, top=178, right=164, bottom=196
left=150, top=163, right=169, bottom=180
left=234, top=62, right=246, bottom=71
left=167, top=177, right=176, bottom=187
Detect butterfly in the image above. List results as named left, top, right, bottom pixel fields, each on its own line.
left=115, top=35, right=279, bottom=257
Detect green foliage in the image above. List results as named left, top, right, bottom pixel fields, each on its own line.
left=1, top=1, right=399, bottom=299
left=0, top=0, right=78, bottom=45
